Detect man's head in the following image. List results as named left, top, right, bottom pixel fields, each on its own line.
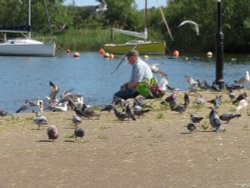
left=126, top=50, right=139, bottom=64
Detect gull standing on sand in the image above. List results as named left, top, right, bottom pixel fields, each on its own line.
left=234, top=71, right=250, bottom=85
left=236, top=99, right=248, bottom=112
left=72, top=113, right=82, bottom=127
left=185, top=75, right=198, bottom=87
left=33, top=112, right=48, bottom=129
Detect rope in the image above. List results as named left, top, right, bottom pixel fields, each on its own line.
left=156, top=0, right=174, bottom=41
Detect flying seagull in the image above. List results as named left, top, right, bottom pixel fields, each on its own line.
left=48, top=81, right=59, bottom=104
left=178, top=20, right=200, bottom=35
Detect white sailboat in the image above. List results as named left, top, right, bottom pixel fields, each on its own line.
left=0, top=0, right=56, bottom=57
left=103, top=0, right=167, bottom=55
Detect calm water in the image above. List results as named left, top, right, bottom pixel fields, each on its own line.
left=0, top=52, right=250, bottom=113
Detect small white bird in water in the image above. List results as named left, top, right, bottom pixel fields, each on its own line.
left=178, top=20, right=200, bottom=35
left=234, top=71, right=250, bottom=85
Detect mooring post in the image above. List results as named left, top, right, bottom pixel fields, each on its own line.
left=216, top=0, right=224, bottom=89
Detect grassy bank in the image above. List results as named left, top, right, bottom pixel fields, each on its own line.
left=54, top=28, right=136, bottom=52
left=34, top=28, right=165, bottom=52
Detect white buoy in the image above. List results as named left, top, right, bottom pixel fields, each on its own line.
left=143, top=55, right=149, bottom=60
left=207, top=51, right=213, bottom=58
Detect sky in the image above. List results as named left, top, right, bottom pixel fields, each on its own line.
left=63, top=0, right=167, bottom=10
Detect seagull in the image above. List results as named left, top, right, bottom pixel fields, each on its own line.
left=209, top=108, right=225, bottom=132
left=96, top=0, right=107, bottom=12
left=74, top=127, right=85, bottom=141
left=190, top=114, right=204, bottom=124
left=195, top=95, right=205, bottom=105
left=236, top=99, right=248, bottom=112
left=158, top=77, right=169, bottom=92
left=185, top=75, right=198, bottom=87
left=48, top=81, right=59, bottom=104
left=125, top=104, right=136, bottom=121
left=72, top=113, right=82, bottom=127
left=47, top=125, right=59, bottom=141
left=33, top=112, right=48, bottom=129
left=49, top=102, right=69, bottom=112
left=234, top=71, right=250, bottom=85
left=150, top=63, right=168, bottom=78
left=219, top=113, right=241, bottom=123
left=16, top=100, right=30, bottom=113
left=178, top=20, right=199, bottom=35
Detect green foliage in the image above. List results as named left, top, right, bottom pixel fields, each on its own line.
left=1, top=0, right=250, bottom=53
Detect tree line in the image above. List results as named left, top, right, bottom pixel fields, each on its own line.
left=0, top=0, right=249, bottom=53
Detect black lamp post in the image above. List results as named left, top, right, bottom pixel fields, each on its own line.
left=215, top=0, right=224, bottom=89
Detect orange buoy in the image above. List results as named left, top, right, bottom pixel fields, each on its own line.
left=172, top=50, right=180, bottom=57
left=73, top=52, right=80, bottom=58
left=66, top=49, right=71, bottom=53
left=99, top=48, right=105, bottom=55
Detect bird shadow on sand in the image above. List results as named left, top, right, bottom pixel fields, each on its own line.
left=37, top=140, right=54, bottom=142
left=64, top=140, right=75, bottom=143
left=180, top=130, right=219, bottom=134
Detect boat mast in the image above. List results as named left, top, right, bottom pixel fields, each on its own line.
left=144, top=0, right=148, bottom=40
left=28, top=0, right=31, bottom=38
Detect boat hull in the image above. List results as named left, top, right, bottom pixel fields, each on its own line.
left=0, top=39, right=56, bottom=57
left=0, top=44, right=56, bottom=57
left=103, top=41, right=166, bottom=55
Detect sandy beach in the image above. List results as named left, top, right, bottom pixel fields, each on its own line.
left=0, top=90, right=250, bottom=188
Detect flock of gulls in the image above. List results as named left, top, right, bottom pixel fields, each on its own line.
left=0, top=65, right=250, bottom=141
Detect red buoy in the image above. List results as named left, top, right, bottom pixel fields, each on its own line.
left=66, top=49, right=71, bottom=53
left=99, top=48, right=105, bottom=55
left=73, top=52, right=80, bottom=58
left=172, top=50, right=180, bottom=57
